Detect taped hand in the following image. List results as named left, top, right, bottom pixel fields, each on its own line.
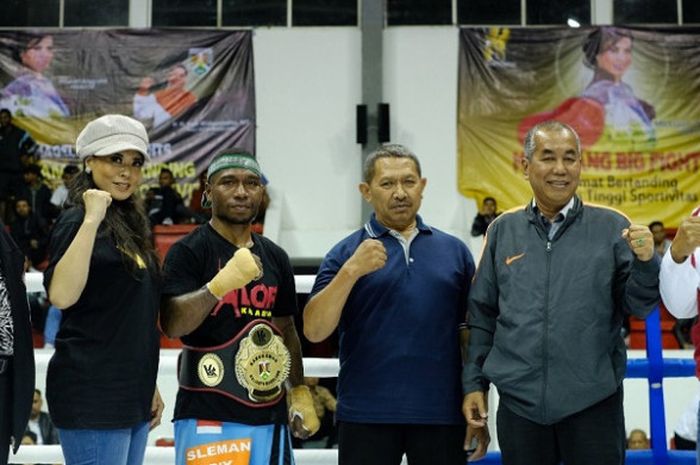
left=206, top=248, right=262, bottom=299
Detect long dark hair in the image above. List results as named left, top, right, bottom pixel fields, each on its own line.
left=582, top=27, right=633, bottom=70
left=67, top=171, right=160, bottom=273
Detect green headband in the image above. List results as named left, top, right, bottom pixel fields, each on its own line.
left=207, top=153, right=262, bottom=181
left=202, top=152, right=264, bottom=208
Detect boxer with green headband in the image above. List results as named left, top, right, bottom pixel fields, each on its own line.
left=201, top=151, right=264, bottom=208
left=207, top=152, right=263, bottom=180
left=160, top=148, right=319, bottom=465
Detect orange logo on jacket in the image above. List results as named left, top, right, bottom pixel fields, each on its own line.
left=505, top=253, right=525, bottom=265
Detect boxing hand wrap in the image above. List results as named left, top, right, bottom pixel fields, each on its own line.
left=207, top=248, right=261, bottom=299
left=288, top=385, right=320, bottom=435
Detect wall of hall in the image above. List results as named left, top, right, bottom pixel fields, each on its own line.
left=253, top=26, right=481, bottom=262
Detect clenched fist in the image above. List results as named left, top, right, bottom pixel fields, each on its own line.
left=206, top=248, right=262, bottom=299
left=622, top=224, right=654, bottom=262
left=343, top=239, right=387, bottom=279
left=83, top=189, right=112, bottom=224
left=670, top=216, right=700, bottom=263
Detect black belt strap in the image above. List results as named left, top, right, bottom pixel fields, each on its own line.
left=178, top=319, right=284, bottom=408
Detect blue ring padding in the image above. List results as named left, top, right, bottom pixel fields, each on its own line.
left=666, top=451, right=697, bottom=464
left=474, top=449, right=695, bottom=464
left=626, top=359, right=695, bottom=379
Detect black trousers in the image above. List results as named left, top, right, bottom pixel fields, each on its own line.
left=0, top=358, right=12, bottom=465
left=674, top=433, right=696, bottom=451
left=338, top=421, right=466, bottom=465
left=497, top=388, right=625, bottom=465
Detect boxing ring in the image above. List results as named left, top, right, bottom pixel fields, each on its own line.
left=11, top=274, right=698, bottom=464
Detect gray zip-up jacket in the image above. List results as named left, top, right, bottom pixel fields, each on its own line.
left=462, top=196, right=660, bottom=425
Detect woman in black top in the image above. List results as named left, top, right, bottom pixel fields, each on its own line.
left=44, top=114, right=163, bottom=465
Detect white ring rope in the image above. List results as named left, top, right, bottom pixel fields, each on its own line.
left=24, top=273, right=317, bottom=295
left=15, top=273, right=338, bottom=464
left=10, top=445, right=339, bottom=464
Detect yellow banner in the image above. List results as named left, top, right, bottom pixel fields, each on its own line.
left=458, top=27, right=700, bottom=227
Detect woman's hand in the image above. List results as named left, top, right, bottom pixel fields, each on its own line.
left=149, top=386, right=164, bottom=431
left=82, top=189, right=112, bottom=224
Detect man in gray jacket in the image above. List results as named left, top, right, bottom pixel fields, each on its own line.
left=462, top=121, right=660, bottom=465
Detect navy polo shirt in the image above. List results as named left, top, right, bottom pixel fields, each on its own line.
left=310, top=214, right=475, bottom=424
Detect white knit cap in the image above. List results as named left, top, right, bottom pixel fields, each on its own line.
left=76, top=114, right=149, bottom=160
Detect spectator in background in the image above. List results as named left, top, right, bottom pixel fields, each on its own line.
left=50, top=165, right=80, bottom=210
left=673, top=393, right=699, bottom=451
left=21, top=430, right=37, bottom=446
left=19, top=164, right=54, bottom=225
left=673, top=316, right=695, bottom=350
left=294, top=376, right=337, bottom=449
left=14, top=432, right=37, bottom=465
left=188, top=171, right=210, bottom=224
left=0, top=109, right=37, bottom=223
left=649, top=220, right=671, bottom=258
left=251, top=188, right=270, bottom=234
left=627, top=429, right=650, bottom=449
left=470, top=197, right=500, bottom=237
left=26, top=389, right=59, bottom=445
left=9, top=197, right=48, bottom=270
left=146, top=167, right=190, bottom=225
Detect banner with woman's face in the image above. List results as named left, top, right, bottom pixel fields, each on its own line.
left=0, top=29, right=254, bottom=199
left=458, top=27, right=700, bottom=227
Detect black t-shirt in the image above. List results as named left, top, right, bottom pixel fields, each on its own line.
left=162, top=224, right=297, bottom=425
left=43, top=207, right=161, bottom=428
left=0, top=125, right=35, bottom=172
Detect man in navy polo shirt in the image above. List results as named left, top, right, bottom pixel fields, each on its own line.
left=303, top=144, right=481, bottom=465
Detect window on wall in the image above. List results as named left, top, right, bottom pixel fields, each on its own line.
left=223, top=0, right=287, bottom=26
left=458, top=0, right=521, bottom=25
left=153, top=0, right=217, bottom=26
left=614, top=0, right=677, bottom=23
left=293, top=0, right=357, bottom=26
left=65, top=0, right=129, bottom=26
left=1, top=0, right=59, bottom=27
left=683, top=0, right=700, bottom=23
left=527, top=0, right=591, bottom=25
left=386, top=0, right=452, bottom=25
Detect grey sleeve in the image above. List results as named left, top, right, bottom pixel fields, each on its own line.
left=462, top=233, right=499, bottom=393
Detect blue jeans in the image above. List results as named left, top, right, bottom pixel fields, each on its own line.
left=58, top=422, right=149, bottom=465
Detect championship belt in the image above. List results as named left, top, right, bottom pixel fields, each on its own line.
left=178, top=319, right=291, bottom=407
